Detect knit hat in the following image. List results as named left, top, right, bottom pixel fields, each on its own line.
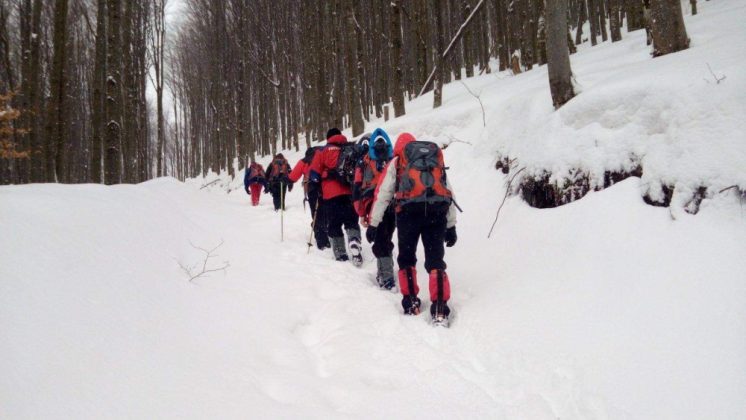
left=326, top=127, right=342, bottom=139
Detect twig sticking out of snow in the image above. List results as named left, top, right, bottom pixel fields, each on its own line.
left=441, top=134, right=473, bottom=149
left=178, top=239, right=230, bottom=282
left=199, top=179, right=221, bottom=190
left=705, top=63, right=726, bottom=84
left=459, top=81, right=486, bottom=127
left=488, top=167, right=526, bottom=238
left=718, top=185, right=738, bottom=194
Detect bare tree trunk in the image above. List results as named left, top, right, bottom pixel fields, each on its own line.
left=609, top=0, right=622, bottom=42
left=45, top=0, right=70, bottom=182
left=345, top=0, right=364, bottom=136
left=105, top=0, right=123, bottom=184
left=546, top=0, right=575, bottom=109
left=390, top=0, right=406, bottom=117
left=432, top=0, right=444, bottom=108
left=650, top=0, right=690, bottom=57
left=90, top=0, right=106, bottom=183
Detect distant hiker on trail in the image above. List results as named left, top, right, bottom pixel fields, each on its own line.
left=353, top=128, right=395, bottom=289
left=266, top=153, right=292, bottom=211
left=243, top=159, right=267, bottom=206
left=368, top=132, right=458, bottom=326
left=309, top=128, right=363, bottom=265
left=289, top=147, right=330, bottom=250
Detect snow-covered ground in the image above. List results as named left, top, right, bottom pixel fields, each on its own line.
left=2, top=1, right=745, bottom=418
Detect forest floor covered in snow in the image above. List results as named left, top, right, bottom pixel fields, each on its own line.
left=2, top=1, right=745, bottom=418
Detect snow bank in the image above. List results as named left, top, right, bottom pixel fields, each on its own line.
left=372, top=0, right=746, bottom=210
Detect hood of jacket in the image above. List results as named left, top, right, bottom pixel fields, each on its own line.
left=327, top=133, right=348, bottom=146
left=393, top=132, right=417, bottom=157
left=368, top=128, right=393, bottom=160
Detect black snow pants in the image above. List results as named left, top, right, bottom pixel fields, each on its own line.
left=308, top=187, right=329, bottom=247
left=269, top=180, right=288, bottom=211
left=395, top=202, right=449, bottom=272
left=372, top=206, right=396, bottom=258
left=325, top=195, right=360, bottom=238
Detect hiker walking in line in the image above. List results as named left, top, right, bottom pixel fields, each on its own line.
left=353, top=128, right=396, bottom=289
left=367, top=133, right=458, bottom=326
left=309, top=128, right=363, bottom=265
left=243, top=158, right=267, bottom=206
left=266, top=153, right=293, bottom=211
left=289, top=147, right=330, bottom=249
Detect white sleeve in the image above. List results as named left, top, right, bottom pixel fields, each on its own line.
left=369, top=157, right=398, bottom=228
left=446, top=181, right=458, bottom=228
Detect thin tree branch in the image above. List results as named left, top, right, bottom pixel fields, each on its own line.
left=179, top=240, right=230, bottom=282
left=418, top=0, right=486, bottom=97
left=488, top=167, right=526, bottom=238
left=460, top=80, right=486, bottom=127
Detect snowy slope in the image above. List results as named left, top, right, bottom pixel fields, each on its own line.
left=2, top=1, right=746, bottom=419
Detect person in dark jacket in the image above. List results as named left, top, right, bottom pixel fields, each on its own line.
left=243, top=158, right=267, bottom=206
left=309, top=128, right=362, bottom=265
left=353, top=128, right=395, bottom=289
left=289, top=147, right=329, bottom=249
left=266, top=153, right=292, bottom=211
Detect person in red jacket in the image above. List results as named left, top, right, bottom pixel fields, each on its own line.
left=353, top=128, right=395, bottom=289
left=289, top=147, right=329, bottom=249
left=309, top=128, right=362, bottom=265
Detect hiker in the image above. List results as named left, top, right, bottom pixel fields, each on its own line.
left=367, top=132, right=458, bottom=325
left=266, top=153, right=292, bottom=211
left=243, top=158, right=267, bottom=206
left=309, top=128, right=363, bottom=265
left=289, top=147, right=330, bottom=249
left=353, top=128, right=395, bottom=289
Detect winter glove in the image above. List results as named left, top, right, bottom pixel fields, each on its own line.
left=287, top=182, right=294, bottom=192
left=365, top=226, right=377, bottom=244
left=444, top=226, right=457, bottom=247
left=308, top=180, right=320, bottom=196
left=263, top=186, right=269, bottom=194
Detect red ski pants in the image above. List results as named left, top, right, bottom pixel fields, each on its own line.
left=249, top=184, right=262, bottom=206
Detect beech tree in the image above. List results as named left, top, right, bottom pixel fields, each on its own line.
left=546, top=0, right=576, bottom=109
left=650, top=0, right=690, bottom=57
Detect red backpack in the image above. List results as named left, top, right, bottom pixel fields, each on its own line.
left=250, top=164, right=266, bottom=179
left=395, top=141, right=452, bottom=209
left=268, top=158, right=290, bottom=179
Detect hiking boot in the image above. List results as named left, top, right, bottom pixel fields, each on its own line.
left=330, top=236, right=348, bottom=261
left=430, top=300, right=451, bottom=327
left=402, top=295, right=422, bottom=315
left=376, top=256, right=395, bottom=290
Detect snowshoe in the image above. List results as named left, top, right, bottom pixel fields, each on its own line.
left=430, top=301, right=451, bottom=328
left=402, top=295, right=421, bottom=315
left=349, top=239, right=363, bottom=267
left=377, top=276, right=396, bottom=291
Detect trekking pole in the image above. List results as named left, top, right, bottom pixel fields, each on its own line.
left=307, top=199, right=320, bottom=254
left=280, top=181, right=285, bottom=242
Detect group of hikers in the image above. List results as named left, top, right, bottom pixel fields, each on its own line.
left=243, top=128, right=458, bottom=325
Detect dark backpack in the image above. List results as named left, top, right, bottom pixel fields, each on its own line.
left=332, top=143, right=365, bottom=185
left=395, top=141, right=452, bottom=207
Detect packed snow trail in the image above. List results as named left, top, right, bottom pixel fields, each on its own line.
left=2, top=174, right=745, bottom=419
left=3, top=1, right=746, bottom=417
